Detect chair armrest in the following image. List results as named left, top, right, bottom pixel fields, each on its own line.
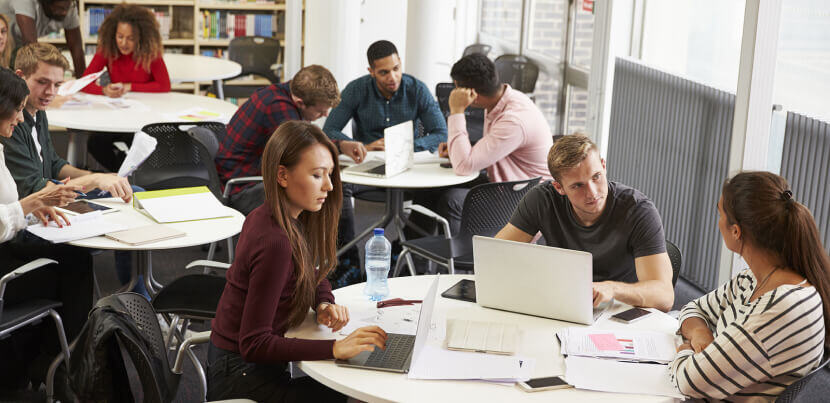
left=223, top=176, right=264, bottom=198
left=172, top=330, right=211, bottom=374
left=186, top=260, right=231, bottom=271
left=0, top=258, right=58, bottom=299
left=406, top=204, right=451, bottom=238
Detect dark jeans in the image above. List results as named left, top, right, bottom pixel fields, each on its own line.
left=206, top=342, right=346, bottom=403
left=0, top=241, right=94, bottom=389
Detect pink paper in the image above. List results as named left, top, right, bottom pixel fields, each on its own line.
left=589, top=333, right=624, bottom=351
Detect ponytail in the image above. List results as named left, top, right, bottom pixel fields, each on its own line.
left=723, top=171, right=830, bottom=347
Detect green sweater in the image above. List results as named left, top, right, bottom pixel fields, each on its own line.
left=0, top=109, right=69, bottom=197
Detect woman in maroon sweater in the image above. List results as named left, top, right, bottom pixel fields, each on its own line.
left=208, top=121, right=387, bottom=402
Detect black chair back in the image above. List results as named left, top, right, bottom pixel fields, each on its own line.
left=666, top=240, right=682, bottom=287
left=463, top=43, right=491, bottom=57
left=131, top=122, right=226, bottom=200
left=494, top=54, right=539, bottom=94
left=777, top=348, right=830, bottom=402
left=228, top=36, right=281, bottom=84
left=435, top=82, right=484, bottom=144
left=459, top=178, right=541, bottom=238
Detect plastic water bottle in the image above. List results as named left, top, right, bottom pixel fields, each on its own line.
left=363, top=228, right=391, bottom=301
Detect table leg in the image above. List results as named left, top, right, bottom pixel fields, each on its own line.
left=143, top=250, right=159, bottom=296
left=214, top=79, right=225, bottom=100
left=65, top=131, right=81, bottom=167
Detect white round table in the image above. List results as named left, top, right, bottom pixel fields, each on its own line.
left=336, top=161, right=479, bottom=267
left=49, top=92, right=238, bottom=166
left=68, top=197, right=245, bottom=295
left=84, top=53, right=242, bottom=97
left=286, top=274, right=680, bottom=403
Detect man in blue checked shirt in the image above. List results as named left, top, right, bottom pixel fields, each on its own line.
left=323, top=40, right=447, bottom=152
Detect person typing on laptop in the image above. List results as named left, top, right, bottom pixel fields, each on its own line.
left=495, top=134, right=674, bottom=312
left=208, top=122, right=386, bottom=402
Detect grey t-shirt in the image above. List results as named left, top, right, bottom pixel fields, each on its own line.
left=0, top=0, right=80, bottom=44
left=509, top=181, right=666, bottom=283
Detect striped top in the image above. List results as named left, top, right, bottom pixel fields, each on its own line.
left=670, top=269, right=825, bottom=401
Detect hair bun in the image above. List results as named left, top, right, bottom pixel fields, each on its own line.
left=782, top=190, right=793, bottom=201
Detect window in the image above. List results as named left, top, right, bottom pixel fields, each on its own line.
left=480, top=0, right=523, bottom=45
left=526, top=0, right=568, bottom=59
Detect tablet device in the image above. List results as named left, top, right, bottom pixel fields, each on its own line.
left=57, top=200, right=116, bottom=215
left=441, top=279, right=476, bottom=303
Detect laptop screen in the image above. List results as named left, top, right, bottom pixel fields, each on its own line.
left=410, top=276, right=440, bottom=367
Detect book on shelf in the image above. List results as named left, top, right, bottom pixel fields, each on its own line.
left=85, top=7, right=171, bottom=40
left=199, top=11, right=275, bottom=39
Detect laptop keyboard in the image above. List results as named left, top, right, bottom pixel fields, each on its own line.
left=363, top=334, right=415, bottom=369
left=367, top=164, right=386, bottom=175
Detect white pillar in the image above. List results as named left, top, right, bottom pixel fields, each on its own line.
left=405, top=0, right=454, bottom=94
left=303, top=0, right=363, bottom=89
left=718, top=0, right=783, bottom=283
left=283, top=0, right=303, bottom=79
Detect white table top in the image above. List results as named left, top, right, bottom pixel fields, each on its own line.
left=340, top=163, right=479, bottom=189
left=48, top=92, right=239, bottom=133
left=84, top=53, right=242, bottom=83
left=286, top=275, right=680, bottom=403
left=68, top=197, right=245, bottom=251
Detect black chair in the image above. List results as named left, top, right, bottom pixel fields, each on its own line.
left=463, top=43, right=491, bottom=57
left=0, top=258, right=72, bottom=401
left=435, top=82, right=484, bottom=144
left=211, top=36, right=282, bottom=100
left=82, top=293, right=252, bottom=402
left=666, top=240, right=681, bottom=287
left=393, top=178, right=541, bottom=276
left=494, top=54, right=540, bottom=94
left=777, top=348, right=830, bottom=402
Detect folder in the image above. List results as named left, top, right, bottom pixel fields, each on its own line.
left=133, top=186, right=231, bottom=223
left=105, top=224, right=186, bottom=246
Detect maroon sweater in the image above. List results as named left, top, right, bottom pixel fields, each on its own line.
left=211, top=205, right=336, bottom=362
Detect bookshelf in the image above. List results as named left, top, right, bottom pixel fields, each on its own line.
left=40, top=0, right=293, bottom=95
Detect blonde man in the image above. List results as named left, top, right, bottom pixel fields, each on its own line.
left=496, top=134, right=675, bottom=311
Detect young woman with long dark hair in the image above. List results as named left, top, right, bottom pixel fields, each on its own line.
left=671, top=171, right=829, bottom=401
left=208, top=121, right=386, bottom=402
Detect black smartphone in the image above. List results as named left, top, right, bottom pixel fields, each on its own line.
left=439, top=162, right=452, bottom=168
left=440, top=279, right=476, bottom=302
left=517, top=376, right=572, bottom=392
left=98, top=71, right=111, bottom=87
left=611, top=307, right=652, bottom=324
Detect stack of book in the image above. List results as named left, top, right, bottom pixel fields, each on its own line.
left=199, top=12, right=276, bottom=39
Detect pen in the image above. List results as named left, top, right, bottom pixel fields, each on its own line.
left=49, top=179, right=87, bottom=196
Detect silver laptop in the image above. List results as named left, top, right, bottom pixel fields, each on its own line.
left=344, top=120, right=414, bottom=178
left=335, top=276, right=439, bottom=373
left=473, top=236, right=604, bottom=325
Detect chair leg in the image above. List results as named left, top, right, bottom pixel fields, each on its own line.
left=206, top=241, right=217, bottom=262
left=226, top=237, right=234, bottom=263
left=185, top=344, right=208, bottom=402
left=448, top=257, right=455, bottom=275
left=393, top=248, right=412, bottom=277
left=165, top=315, right=181, bottom=351
left=45, top=310, right=72, bottom=403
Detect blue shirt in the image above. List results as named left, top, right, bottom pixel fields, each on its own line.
left=323, top=74, right=447, bottom=152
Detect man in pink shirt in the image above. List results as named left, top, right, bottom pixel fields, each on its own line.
left=435, top=54, right=553, bottom=234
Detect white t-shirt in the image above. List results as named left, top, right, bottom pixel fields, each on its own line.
left=0, top=0, right=81, bottom=44
left=31, top=113, right=43, bottom=162
left=0, top=144, right=27, bottom=243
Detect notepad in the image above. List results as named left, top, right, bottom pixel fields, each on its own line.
left=105, top=224, right=185, bottom=246
left=446, top=319, right=518, bottom=355
left=133, top=186, right=230, bottom=223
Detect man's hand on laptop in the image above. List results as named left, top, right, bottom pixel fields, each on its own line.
left=367, top=137, right=385, bottom=151
left=592, top=282, right=616, bottom=307
left=333, top=326, right=388, bottom=359
left=340, top=140, right=367, bottom=163
left=317, top=302, right=350, bottom=332
left=449, top=87, right=477, bottom=115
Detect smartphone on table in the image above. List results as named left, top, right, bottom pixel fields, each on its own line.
left=517, top=376, right=573, bottom=392
left=610, top=307, right=652, bottom=324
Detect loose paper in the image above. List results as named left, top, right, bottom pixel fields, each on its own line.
left=57, top=70, right=105, bottom=96
left=118, top=131, right=158, bottom=177
left=589, top=333, right=624, bottom=351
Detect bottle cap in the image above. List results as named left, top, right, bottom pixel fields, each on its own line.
left=373, top=228, right=385, bottom=236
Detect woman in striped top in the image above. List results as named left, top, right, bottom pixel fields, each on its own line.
left=670, top=171, right=830, bottom=401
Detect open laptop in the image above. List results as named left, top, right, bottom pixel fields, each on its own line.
left=472, top=236, right=606, bottom=325
left=335, top=276, right=439, bottom=373
left=343, top=120, right=414, bottom=178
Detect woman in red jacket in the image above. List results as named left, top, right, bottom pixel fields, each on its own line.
left=208, top=121, right=387, bottom=402
left=81, top=4, right=171, bottom=171
left=81, top=4, right=170, bottom=97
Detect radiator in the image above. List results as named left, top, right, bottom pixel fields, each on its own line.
left=607, top=58, right=734, bottom=292
left=780, top=112, right=830, bottom=253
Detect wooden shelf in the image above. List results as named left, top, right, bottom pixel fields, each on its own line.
left=198, top=39, right=230, bottom=46
left=83, top=38, right=194, bottom=45
left=198, top=2, right=284, bottom=11
left=40, top=37, right=66, bottom=44
left=85, top=0, right=194, bottom=5
left=224, top=78, right=271, bottom=86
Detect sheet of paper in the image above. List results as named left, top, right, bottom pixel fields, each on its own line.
left=557, top=327, right=677, bottom=363
left=57, top=70, right=104, bottom=96
left=118, top=131, right=158, bottom=177
left=413, top=150, right=449, bottom=164
left=137, top=192, right=229, bottom=223
left=408, top=344, right=534, bottom=381
left=565, top=356, right=684, bottom=399
left=338, top=304, right=420, bottom=336
left=589, top=333, right=624, bottom=351
left=26, top=211, right=128, bottom=243
left=163, top=107, right=230, bottom=123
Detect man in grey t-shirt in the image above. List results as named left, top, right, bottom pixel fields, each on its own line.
left=0, top=0, right=85, bottom=77
left=496, top=134, right=674, bottom=311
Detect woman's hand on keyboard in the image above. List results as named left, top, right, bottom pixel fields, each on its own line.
left=333, top=326, right=388, bottom=359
